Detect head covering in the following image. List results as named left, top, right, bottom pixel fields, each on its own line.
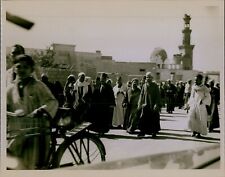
left=78, top=72, right=85, bottom=77
left=145, top=72, right=153, bottom=78
left=131, top=78, right=138, bottom=83
left=67, top=74, right=76, bottom=82
left=68, top=74, right=75, bottom=79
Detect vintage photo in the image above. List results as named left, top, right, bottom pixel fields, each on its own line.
left=1, top=0, right=224, bottom=176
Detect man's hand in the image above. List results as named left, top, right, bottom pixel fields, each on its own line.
left=14, top=109, right=25, bottom=117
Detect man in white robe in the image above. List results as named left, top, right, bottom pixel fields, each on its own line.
left=187, top=74, right=211, bottom=138
left=112, top=76, right=127, bottom=128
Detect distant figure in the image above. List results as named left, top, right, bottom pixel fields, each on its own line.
left=63, top=74, right=76, bottom=108
left=6, top=44, right=25, bottom=86
left=184, top=79, right=192, bottom=112
left=89, top=73, right=115, bottom=133
left=159, top=82, right=166, bottom=108
left=187, top=74, right=211, bottom=138
left=73, top=72, right=92, bottom=123
left=54, top=81, right=64, bottom=107
left=137, top=72, right=161, bottom=137
left=123, top=78, right=141, bottom=133
left=41, top=74, right=55, bottom=95
left=165, top=80, right=176, bottom=113
left=112, top=76, right=127, bottom=128
left=208, top=80, right=220, bottom=132
left=176, top=81, right=185, bottom=109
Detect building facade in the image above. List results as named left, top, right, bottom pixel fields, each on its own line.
left=6, top=15, right=219, bottom=85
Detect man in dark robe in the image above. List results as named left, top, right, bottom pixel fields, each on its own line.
left=137, top=72, right=161, bottom=138
left=165, top=79, right=177, bottom=113
left=208, top=80, right=220, bottom=132
left=89, top=73, right=115, bottom=134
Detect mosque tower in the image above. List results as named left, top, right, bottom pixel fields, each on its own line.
left=178, top=14, right=195, bottom=70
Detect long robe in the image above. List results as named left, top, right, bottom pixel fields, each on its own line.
left=73, top=80, right=92, bottom=123
left=208, top=86, right=220, bottom=130
left=123, top=87, right=141, bottom=131
left=89, top=83, right=115, bottom=133
left=112, top=84, right=127, bottom=126
left=187, top=84, right=211, bottom=135
left=138, top=82, right=161, bottom=134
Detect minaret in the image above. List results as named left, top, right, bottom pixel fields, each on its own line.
left=178, top=14, right=195, bottom=70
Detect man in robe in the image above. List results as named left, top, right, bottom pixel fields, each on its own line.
left=112, top=76, right=127, bottom=128
left=137, top=72, right=161, bottom=138
left=89, top=73, right=115, bottom=133
left=73, top=72, right=92, bottom=123
left=187, top=74, right=211, bottom=138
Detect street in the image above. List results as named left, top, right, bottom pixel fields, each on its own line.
left=66, top=107, right=221, bottom=169
left=100, top=107, right=220, bottom=161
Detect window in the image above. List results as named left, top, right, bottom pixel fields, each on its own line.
left=139, top=69, right=146, bottom=72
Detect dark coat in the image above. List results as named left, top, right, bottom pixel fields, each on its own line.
left=123, top=87, right=141, bottom=131
left=208, top=86, right=220, bottom=130
left=138, top=82, right=161, bottom=134
left=89, top=83, right=115, bottom=133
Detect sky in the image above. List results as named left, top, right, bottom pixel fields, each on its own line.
left=2, top=0, right=224, bottom=72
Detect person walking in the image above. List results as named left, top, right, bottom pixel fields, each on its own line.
left=184, top=79, right=192, bottom=112
left=137, top=72, right=161, bottom=138
left=63, top=74, right=76, bottom=108
left=123, top=78, right=141, bottom=133
left=208, top=80, right=220, bottom=132
left=112, top=76, right=127, bottom=128
left=165, top=79, right=176, bottom=113
left=89, top=73, right=115, bottom=134
left=187, top=74, right=211, bottom=138
left=73, top=72, right=92, bottom=123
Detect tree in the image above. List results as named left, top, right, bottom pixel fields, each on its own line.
left=150, top=47, right=168, bottom=63
left=31, top=46, right=55, bottom=67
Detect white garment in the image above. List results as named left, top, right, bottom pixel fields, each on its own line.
left=187, top=84, right=211, bottom=135
left=112, top=84, right=126, bottom=126
left=73, top=80, right=90, bottom=107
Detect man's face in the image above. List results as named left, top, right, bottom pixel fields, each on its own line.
left=146, top=74, right=153, bottom=83
left=132, top=80, right=138, bottom=89
left=14, top=61, right=33, bottom=79
left=195, top=76, right=202, bottom=86
left=79, top=74, right=85, bottom=82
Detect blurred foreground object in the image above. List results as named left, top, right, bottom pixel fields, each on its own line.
left=6, top=11, right=34, bottom=30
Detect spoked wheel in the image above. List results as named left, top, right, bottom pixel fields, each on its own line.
left=53, top=132, right=106, bottom=168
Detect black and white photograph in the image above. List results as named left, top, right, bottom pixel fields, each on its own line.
left=1, top=0, right=224, bottom=177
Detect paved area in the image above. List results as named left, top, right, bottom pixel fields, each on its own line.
left=66, top=107, right=222, bottom=169
left=99, top=107, right=220, bottom=162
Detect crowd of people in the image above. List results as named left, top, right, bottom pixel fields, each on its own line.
left=6, top=44, right=220, bottom=169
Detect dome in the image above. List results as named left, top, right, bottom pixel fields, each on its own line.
left=150, top=47, right=168, bottom=63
